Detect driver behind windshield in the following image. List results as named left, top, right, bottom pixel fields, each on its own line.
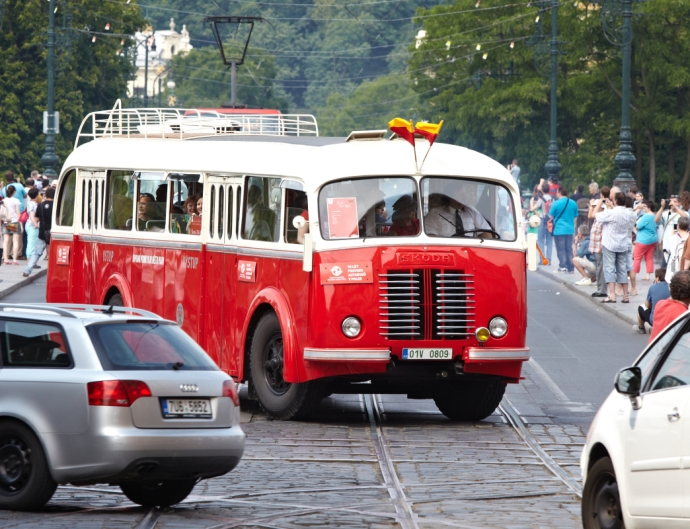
left=424, top=180, right=491, bottom=238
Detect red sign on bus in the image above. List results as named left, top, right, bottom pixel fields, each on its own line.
left=319, top=262, right=373, bottom=285
left=238, top=261, right=257, bottom=283
left=326, top=197, right=358, bottom=239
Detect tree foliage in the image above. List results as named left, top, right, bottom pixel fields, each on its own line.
left=0, top=0, right=145, bottom=177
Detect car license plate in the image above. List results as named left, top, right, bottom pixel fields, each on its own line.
left=402, top=348, right=452, bottom=360
left=161, top=398, right=212, bottom=419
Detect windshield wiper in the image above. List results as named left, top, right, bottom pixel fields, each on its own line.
left=172, top=361, right=185, bottom=370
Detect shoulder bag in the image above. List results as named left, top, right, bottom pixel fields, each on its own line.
left=547, top=198, right=570, bottom=234
left=38, top=203, right=51, bottom=244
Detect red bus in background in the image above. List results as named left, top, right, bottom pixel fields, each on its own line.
left=48, top=104, right=528, bottom=421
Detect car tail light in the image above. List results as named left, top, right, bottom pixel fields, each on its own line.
left=87, top=380, right=152, bottom=407
left=222, top=380, right=240, bottom=407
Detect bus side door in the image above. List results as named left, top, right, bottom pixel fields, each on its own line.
left=74, top=170, right=105, bottom=304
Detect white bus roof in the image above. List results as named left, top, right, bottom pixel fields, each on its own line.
left=61, top=135, right=517, bottom=194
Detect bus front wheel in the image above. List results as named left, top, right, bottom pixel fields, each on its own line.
left=249, top=312, right=322, bottom=420
left=432, top=379, right=506, bottom=421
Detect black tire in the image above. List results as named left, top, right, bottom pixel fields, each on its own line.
left=0, top=420, right=57, bottom=511
left=249, top=312, right=323, bottom=420
left=107, top=293, right=124, bottom=307
left=120, top=479, right=197, bottom=507
left=582, top=456, right=624, bottom=529
left=432, top=379, right=506, bottom=421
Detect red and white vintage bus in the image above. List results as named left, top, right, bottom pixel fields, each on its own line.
left=47, top=104, right=529, bottom=420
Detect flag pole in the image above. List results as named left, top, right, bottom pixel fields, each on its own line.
left=419, top=142, right=433, bottom=172
left=411, top=118, right=418, bottom=173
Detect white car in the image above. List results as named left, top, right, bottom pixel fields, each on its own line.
left=581, top=312, right=690, bottom=528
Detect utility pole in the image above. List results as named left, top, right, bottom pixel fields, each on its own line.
left=41, top=0, right=59, bottom=178
left=544, top=0, right=561, bottom=183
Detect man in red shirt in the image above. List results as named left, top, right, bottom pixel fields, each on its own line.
left=649, top=270, right=690, bottom=342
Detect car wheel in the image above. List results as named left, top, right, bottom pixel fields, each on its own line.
left=120, top=479, right=197, bottom=507
left=108, top=293, right=124, bottom=307
left=249, top=312, right=322, bottom=420
left=432, top=379, right=506, bottom=421
left=582, top=456, right=624, bottom=529
left=0, top=421, right=57, bottom=511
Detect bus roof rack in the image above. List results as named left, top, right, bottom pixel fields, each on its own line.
left=0, top=303, right=162, bottom=319
left=75, top=99, right=319, bottom=149
left=345, top=130, right=387, bottom=142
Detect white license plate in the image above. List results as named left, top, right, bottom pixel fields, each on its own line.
left=402, top=348, right=453, bottom=360
left=161, top=398, right=212, bottom=419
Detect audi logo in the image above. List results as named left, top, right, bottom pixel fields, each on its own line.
left=180, top=384, right=199, bottom=393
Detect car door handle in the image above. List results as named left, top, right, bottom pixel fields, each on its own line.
left=668, top=408, right=681, bottom=422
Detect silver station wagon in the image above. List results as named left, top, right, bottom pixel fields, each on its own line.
left=0, top=304, right=245, bottom=510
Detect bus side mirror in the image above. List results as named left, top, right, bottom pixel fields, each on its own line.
left=302, top=233, right=313, bottom=272
left=293, top=215, right=306, bottom=229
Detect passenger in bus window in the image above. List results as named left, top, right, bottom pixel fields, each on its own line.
left=388, top=195, right=420, bottom=237
left=424, top=180, right=492, bottom=239
left=245, top=184, right=277, bottom=242
left=375, top=201, right=389, bottom=235
left=295, top=193, right=309, bottom=244
left=184, top=196, right=201, bottom=235
left=137, top=193, right=163, bottom=232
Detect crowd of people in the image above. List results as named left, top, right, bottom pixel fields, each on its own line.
left=525, top=174, right=690, bottom=337
left=0, top=170, right=55, bottom=278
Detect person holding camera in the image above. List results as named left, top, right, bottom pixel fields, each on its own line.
left=655, top=195, right=688, bottom=266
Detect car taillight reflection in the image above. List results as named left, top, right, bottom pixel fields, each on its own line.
left=87, top=380, right=152, bottom=407
left=222, top=380, right=240, bottom=407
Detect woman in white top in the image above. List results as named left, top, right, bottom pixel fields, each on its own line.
left=2, top=185, right=22, bottom=265
left=25, top=188, right=40, bottom=264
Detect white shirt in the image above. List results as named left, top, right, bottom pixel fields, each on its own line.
left=661, top=210, right=682, bottom=252
left=3, top=197, right=20, bottom=223
left=596, top=206, right=636, bottom=253
left=424, top=205, right=490, bottom=237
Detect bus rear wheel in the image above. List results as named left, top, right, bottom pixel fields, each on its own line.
left=249, top=313, right=322, bottom=420
left=432, top=379, right=506, bottom=421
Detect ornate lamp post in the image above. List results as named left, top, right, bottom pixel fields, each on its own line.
left=531, top=0, right=562, bottom=183
left=41, top=0, right=59, bottom=178
left=204, top=16, right=262, bottom=108
left=141, top=29, right=156, bottom=108
left=596, top=0, right=642, bottom=194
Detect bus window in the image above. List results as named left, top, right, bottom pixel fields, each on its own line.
left=56, top=170, right=76, bottom=227
left=318, top=177, right=416, bottom=239
left=227, top=187, right=233, bottom=238
left=105, top=171, right=135, bottom=231
left=235, top=187, right=241, bottom=238
left=218, top=186, right=225, bottom=239
left=285, top=190, right=308, bottom=244
left=137, top=176, right=167, bottom=232
left=421, top=177, right=516, bottom=241
left=242, top=177, right=281, bottom=243
left=209, top=185, right=216, bottom=238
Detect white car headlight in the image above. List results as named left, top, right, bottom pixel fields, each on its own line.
left=489, top=317, right=508, bottom=338
left=342, top=316, right=362, bottom=338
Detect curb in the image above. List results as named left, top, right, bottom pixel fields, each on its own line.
left=0, top=268, right=48, bottom=301
left=535, top=267, right=638, bottom=326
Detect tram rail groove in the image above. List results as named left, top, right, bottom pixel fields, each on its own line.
left=134, top=507, right=163, bottom=529
left=499, top=397, right=583, bottom=497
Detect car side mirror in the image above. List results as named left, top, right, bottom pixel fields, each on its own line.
left=615, top=366, right=642, bottom=396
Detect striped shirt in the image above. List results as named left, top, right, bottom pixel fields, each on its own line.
left=588, top=220, right=603, bottom=254
left=596, top=206, right=636, bottom=253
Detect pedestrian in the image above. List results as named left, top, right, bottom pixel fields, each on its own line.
left=31, top=171, right=42, bottom=191
left=596, top=192, right=636, bottom=303
left=588, top=187, right=609, bottom=298
left=573, top=224, right=596, bottom=285
left=1, top=185, right=22, bottom=265
left=633, top=200, right=658, bottom=283
left=656, top=195, right=687, bottom=267
left=23, top=187, right=53, bottom=277
left=549, top=186, right=579, bottom=273
left=571, top=185, right=587, bottom=202
left=507, top=159, right=520, bottom=192
left=24, top=188, right=40, bottom=268
left=538, top=182, right=553, bottom=264
left=665, top=216, right=690, bottom=281
left=41, top=178, right=49, bottom=195
left=589, top=182, right=600, bottom=200
left=625, top=196, right=638, bottom=296
left=647, top=270, right=690, bottom=342
left=633, top=268, right=670, bottom=334
left=548, top=176, right=559, bottom=197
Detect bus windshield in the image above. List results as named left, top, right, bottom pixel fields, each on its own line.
left=318, top=176, right=516, bottom=241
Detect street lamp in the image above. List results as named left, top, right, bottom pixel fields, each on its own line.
left=595, top=0, right=643, bottom=194
left=140, top=29, right=156, bottom=108
left=166, top=76, right=176, bottom=107
left=41, top=0, right=59, bottom=178
left=204, top=16, right=262, bottom=108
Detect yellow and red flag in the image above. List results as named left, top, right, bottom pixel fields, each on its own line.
left=414, top=120, right=444, bottom=145
left=388, top=117, right=415, bottom=146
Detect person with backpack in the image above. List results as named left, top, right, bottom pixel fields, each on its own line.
left=537, top=182, right=553, bottom=264
left=23, top=187, right=53, bottom=277
left=549, top=186, right=579, bottom=273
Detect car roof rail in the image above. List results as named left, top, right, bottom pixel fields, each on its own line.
left=45, top=304, right=163, bottom=319
left=0, top=303, right=162, bottom=319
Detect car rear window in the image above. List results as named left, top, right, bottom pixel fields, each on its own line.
left=86, top=322, right=218, bottom=371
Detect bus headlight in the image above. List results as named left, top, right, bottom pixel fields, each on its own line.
left=489, top=317, right=508, bottom=338
left=475, top=327, right=490, bottom=342
left=342, top=316, right=362, bottom=338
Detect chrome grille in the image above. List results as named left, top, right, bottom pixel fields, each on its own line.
left=379, top=272, right=422, bottom=339
left=432, top=271, right=475, bottom=339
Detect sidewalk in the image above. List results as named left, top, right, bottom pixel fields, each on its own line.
left=535, top=253, right=653, bottom=328
left=0, top=259, right=48, bottom=300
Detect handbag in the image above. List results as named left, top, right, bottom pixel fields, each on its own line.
left=19, top=210, right=28, bottom=224
left=548, top=198, right=570, bottom=234
left=5, top=222, right=19, bottom=233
